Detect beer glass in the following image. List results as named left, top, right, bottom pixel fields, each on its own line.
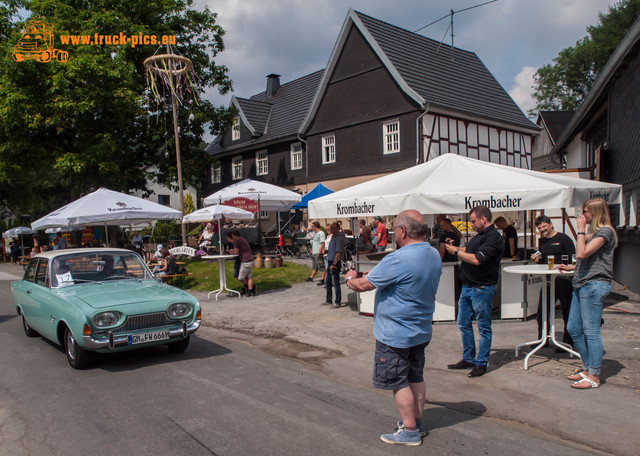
left=571, top=254, right=576, bottom=266
left=547, top=256, right=555, bottom=270
left=561, top=255, right=569, bottom=265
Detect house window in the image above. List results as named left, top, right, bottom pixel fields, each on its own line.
left=291, top=143, right=303, bottom=170
left=256, top=150, right=268, bottom=176
left=322, top=135, right=335, bottom=164
left=232, top=117, right=240, bottom=141
left=383, top=120, right=400, bottom=154
left=258, top=210, right=269, bottom=220
left=232, top=156, right=243, bottom=180
left=158, top=195, right=170, bottom=206
left=210, top=163, right=221, bottom=184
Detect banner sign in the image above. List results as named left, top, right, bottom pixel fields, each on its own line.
left=224, top=197, right=259, bottom=213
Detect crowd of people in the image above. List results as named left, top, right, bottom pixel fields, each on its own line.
left=344, top=199, right=616, bottom=445
left=3, top=197, right=619, bottom=445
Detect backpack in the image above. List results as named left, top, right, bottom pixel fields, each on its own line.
left=176, top=265, right=188, bottom=275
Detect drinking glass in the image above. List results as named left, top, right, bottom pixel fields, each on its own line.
left=561, top=255, right=569, bottom=265
left=547, top=256, right=555, bottom=270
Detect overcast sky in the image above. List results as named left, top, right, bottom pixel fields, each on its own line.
left=197, top=0, right=619, bottom=121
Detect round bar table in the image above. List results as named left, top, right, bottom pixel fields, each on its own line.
left=503, top=264, right=580, bottom=370
left=201, top=254, right=239, bottom=300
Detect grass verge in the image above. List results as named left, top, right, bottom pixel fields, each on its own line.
left=178, top=259, right=312, bottom=293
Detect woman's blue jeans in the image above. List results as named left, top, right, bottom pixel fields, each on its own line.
left=456, top=284, right=497, bottom=366
left=567, top=281, right=610, bottom=375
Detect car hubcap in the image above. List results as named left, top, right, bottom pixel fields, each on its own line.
left=67, top=332, right=77, bottom=360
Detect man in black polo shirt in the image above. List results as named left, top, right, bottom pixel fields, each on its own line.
left=445, top=205, right=503, bottom=378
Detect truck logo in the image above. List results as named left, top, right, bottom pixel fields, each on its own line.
left=12, top=16, right=68, bottom=63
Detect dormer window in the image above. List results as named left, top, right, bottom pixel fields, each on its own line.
left=232, top=117, right=240, bottom=141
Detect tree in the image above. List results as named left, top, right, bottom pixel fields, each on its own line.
left=531, top=0, right=640, bottom=113
left=0, top=0, right=234, bottom=218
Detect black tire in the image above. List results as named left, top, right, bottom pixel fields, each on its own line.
left=21, top=313, right=38, bottom=337
left=64, top=326, right=90, bottom=369
left=167, top=336, right=190, bottom=353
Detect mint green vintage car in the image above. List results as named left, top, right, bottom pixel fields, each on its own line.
left=12, top=248, right=201, bottom=369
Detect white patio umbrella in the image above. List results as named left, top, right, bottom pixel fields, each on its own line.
left=3, top=226, right=33, bottom=238
left=183, top=204, right=254, bottom=252
left=31, top=187, right=182, bottom=245
left=203, top=179, right=301, bottom=211
left=3, top=226, right=33, bottom=257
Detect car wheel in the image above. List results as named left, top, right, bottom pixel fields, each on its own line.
left=22, top=313, right=38, bottom=337
left=64, top=326, right=90, bottom=369
left=167, top=336, right=190, bottom=352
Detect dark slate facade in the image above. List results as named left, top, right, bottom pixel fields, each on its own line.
left=551, top=16, right=640, bottom=292
left=205, top=9, right=538, bottom=202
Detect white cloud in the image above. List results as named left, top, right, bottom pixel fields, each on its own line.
left=509, top=66, right=538, bottom=116
left=196, top=0, right=620, bottom=113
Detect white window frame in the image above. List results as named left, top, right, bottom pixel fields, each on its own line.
left=322, top=135, right=336, bottom=164
left=290, top=142, right=303, bottom=170
left=232, top=117, right=240, bottom=141
left=258, top=210, right=269, bottom=220
left=256, top=150, right=268, bottom=176
left=210, top=163, right=221, bottom=184
left=232, top=156, right=243, bottom=180
left=383, top=120, right=400, bottom=154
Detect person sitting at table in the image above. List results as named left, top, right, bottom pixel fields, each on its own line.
left=30, top=245, right=41, bottom=258
left=198, top=224, right=214, bottom=249
left=357, top=225, right=374, bottom=255
left=438, top=218, right=460, bottom=262
left=154, top=249, right=176, bottom=277
left=530, top=215, right=575, bottom=350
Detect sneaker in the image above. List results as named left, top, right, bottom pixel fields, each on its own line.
left=396, top=420, right=426, bottom=437
left=380, top=428, right=421, bottom=446
left=331, top=303, right=341, bottom=309
left=317, top=280, right=325, bottom=286
left=305, top=278, right=313, bottom=282
left=321, top=301, right=332, bottom=306
left=447, top=359, right=474, bottom=370
left=468, top=365, right=487, bottom=378
left=252, top=285, right=257, bottom=296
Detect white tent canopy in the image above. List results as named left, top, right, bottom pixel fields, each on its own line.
left=31, top=187, right=182, bottom=230
left=308, top=154, right=623, bottom=219
left=203, top=179, right=301, bottom=211
left=3, top=226, right=33, bottom=238
left=182, top=205, right=254, bottom=223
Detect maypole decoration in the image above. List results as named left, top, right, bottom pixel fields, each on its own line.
left=144, top=45, right=199, bottom=246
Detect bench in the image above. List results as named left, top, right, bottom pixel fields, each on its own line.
left=159, top=272, right=193, bottom=288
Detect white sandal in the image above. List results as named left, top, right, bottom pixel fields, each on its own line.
left=571, top=377, right=600, bottom=389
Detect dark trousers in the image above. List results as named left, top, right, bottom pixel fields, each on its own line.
left=537, top=276, right=574, bottom=346
left=325, top=264, right=342, bottom=304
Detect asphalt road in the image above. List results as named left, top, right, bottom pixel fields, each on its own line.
left=0, top=275, right=604, bottom=456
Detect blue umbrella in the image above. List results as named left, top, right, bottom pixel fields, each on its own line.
left=291, top=183, right=334, bottom=209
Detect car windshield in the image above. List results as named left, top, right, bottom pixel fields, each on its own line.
left=50, top=251, right=154, bottom=287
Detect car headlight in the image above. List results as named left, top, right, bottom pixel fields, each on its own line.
left=92, top=311, right=121, bottom=327
left=167, top=302, right=191, bottom=318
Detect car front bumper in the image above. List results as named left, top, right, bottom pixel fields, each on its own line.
left=82, top=319, right=201, bottom=350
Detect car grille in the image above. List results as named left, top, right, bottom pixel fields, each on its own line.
left=111, top=312, right=186, bottom=334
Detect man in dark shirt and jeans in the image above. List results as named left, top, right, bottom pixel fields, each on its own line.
left=445, top=205, right=503, bottom=377
left=325, top=222, right=344, bottom=308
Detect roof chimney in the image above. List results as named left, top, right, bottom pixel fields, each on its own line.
left=265, top=73, right=280, bottom=99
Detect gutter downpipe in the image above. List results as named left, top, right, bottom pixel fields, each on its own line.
left=416, top=102, right=430, bottom=165
left=298, top=134, right=309, bottom=194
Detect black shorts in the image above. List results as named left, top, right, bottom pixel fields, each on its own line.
left=373, top=340, right=430, bottom=390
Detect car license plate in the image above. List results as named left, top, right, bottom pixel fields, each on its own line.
left=128, top=330, right=170, bottom=345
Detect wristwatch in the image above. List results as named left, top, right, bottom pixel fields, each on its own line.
left=454, top=249, right=459, bottom=257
